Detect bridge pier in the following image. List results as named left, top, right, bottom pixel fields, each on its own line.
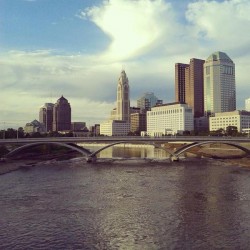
left=86, top=155, right=97, bottom=163
left=170, top=155, right=179, bottom=162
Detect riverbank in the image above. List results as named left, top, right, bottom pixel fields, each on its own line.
left=0, top=159, right=40, bottom=175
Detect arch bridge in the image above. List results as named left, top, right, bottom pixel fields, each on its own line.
left=1, top=137, right=250, bottom=163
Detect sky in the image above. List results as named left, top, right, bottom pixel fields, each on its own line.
left=0, top=0, right=250, bottom=128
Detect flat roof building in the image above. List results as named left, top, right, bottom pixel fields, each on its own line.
left=100, top=120, right=130, bottom=136
left=146, top=102, right=194, bottom=136
left=209, top=110, right=250, bottom=133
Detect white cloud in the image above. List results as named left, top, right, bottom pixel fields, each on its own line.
left=1, top=0, right=250, bottom=127
left=82, top=0, right=176, bottom=61
left=186, top=0, right=250, bottom=53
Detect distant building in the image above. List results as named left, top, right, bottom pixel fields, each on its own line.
left=89, top=124, right=100, bottom=136
left=194, top=116, right=209, bottom=133
left=175, top=63, right=189, bottom=103
left=146, top=102, right=193, bottom=136
left=130, top=112, right=146, bottom=134
left=39, top=103, right=54, bottom=132
left=245, top=98, right=250, bottom=111
left=53, top=96, right=71, bottom=132
left=175, top=59, right=205, bottom=118
left=100, top=120, right=130, bottom=136
left=130, top=107, right=141, bottom=114
left=110, top=108, right=117, bottom=120
left=116, top=70, right=130, bottom=121
left=24, top=120, right=45, bottom=134
left=137, top=92, right=162, bottom=111
left=209, top=110, right=250, bottom=133
left=204, top=51, right=236, bottom=116
left=71, top=122, right=86, bottom=131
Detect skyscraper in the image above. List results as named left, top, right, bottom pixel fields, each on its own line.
left=175, top=59, right=205, bottom=117
left=185, top=58, right=205, bottom=117
left=53, top=96, right=71, bottom=131
left=175, top=63, right=189, bottom=103
left=204, top=51, right=236, bottom=116
left=39, top=103, right=54, bottom=132
left=116, top=70, right=130, bottom=121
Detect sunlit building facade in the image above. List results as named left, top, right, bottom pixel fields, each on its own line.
left=146, top=103, right=194, bottom=136
left=209, top=110, right=250, bottom=133
left=100, top=120, right=130, bottom=136
left=39, top=103, right=54, bottom=132
left=245, top=98, right=250, bottom=111
left=204, top=51, right=236, bottom=116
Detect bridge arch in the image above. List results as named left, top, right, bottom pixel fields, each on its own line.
left=87, top=141, right=174, bottom=161
left=173, top=141, right=250, bottom=159
left=5, top=142, right=92, bottom=159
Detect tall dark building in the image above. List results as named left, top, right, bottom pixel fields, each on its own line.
left=53, top=96, right=71, bottom=131
left=39, top=103, right=54, bottom=132
left=175, top=63, right=189, bottom=103
left=175, top=59, right=205, bottom=117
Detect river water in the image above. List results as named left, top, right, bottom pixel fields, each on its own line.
left=0, top=146, right=250, bottom=249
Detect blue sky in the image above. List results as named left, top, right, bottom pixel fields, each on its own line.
left=0, top=0, right=250, bottom=128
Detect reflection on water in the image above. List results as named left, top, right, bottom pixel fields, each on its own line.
left=0, top=153, right=250, bottom=249
left=80, top=143, right=170, bottom=159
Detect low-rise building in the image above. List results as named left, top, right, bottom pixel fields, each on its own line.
left=71, top=122, right=86, bottom=131
left=209, top=110, right=250, bottom=133
left=194, top=116, right=209, bottom=132
left=100, top=120, right=130, bottom=136
left=146, top=102, right=193, bottom=136
left=24, top=120, right=45, bottom=134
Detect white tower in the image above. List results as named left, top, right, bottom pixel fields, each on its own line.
left=116, top=70, right=130, bottom=121
left=245, top=98, right=250, bottom=111
left=204, top=51, right=236, bottom=116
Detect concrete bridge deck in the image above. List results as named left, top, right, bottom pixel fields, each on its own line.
left=1, top=136, right=250, bottom=162
left=1, top=136, right=250, bottom=145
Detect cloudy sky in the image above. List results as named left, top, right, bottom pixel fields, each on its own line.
left=0, top=0, right=250, bottom=128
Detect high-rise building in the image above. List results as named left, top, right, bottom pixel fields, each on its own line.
left=101, top=70, right=131, bottom=136
left=175, top=59, right=205, bottom=118
left=245, top=98, right=250, bottom=111
left=185, top=58, right=205, bottom=117
left=204, top=51, right=236, bottom=116
left=137, top=92, right=162, bottom=111
left=116, top=70, right=130, bottom=121
left=39, top=103, right=54, bottom=132
left=53, top=96, right=71, bottom=131
left=175, top=63, right=189, bottom=103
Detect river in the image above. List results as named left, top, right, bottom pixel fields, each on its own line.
left=0, top=146, right=250, bottom=249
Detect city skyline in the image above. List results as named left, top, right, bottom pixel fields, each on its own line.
left=1, top=0, right=250, bottom=128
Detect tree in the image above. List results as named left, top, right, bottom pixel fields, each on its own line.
left=226, top=126, right=238, bottom=136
